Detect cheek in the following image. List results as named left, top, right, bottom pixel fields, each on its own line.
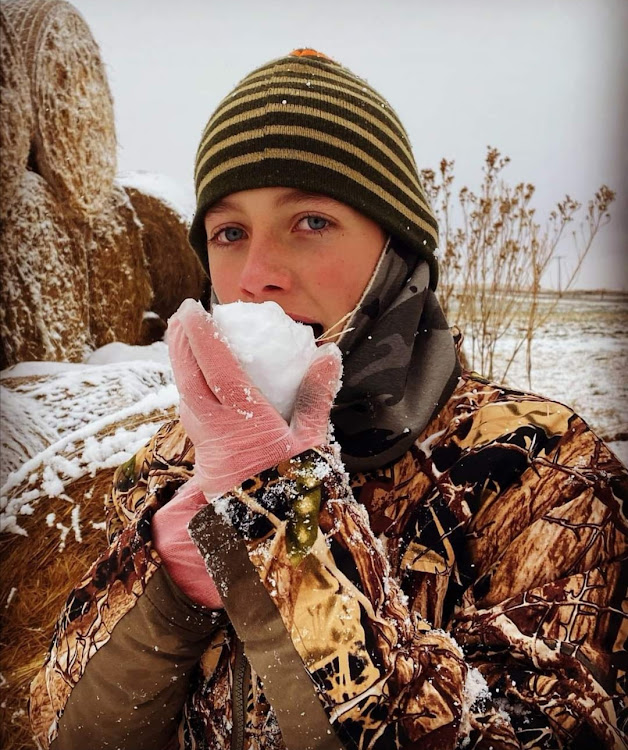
left=310, top=259, right=369, bottom=313
left=208, top=255, right=239, bottom=302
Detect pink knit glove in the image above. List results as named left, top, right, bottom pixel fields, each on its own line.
left=152, top=479, right=224, bottom=609
left=167, top=300, right=343, bottom=498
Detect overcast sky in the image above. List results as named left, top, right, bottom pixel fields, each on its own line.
left=71, top=0, right=627, bottom=290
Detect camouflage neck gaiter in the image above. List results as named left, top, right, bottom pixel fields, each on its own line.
left=332, top=238, right=461, bottom=472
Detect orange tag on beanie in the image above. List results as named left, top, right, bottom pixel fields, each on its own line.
left=289, top=48, right=332, bottom=60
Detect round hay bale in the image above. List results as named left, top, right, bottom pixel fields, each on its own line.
left=120, top=176, right=208, bottom=321
left=0, top=352, right=176, bottom=747
left=0, top=170, right=90, bottom=368
left=3, top=0, right=116, bottom=217
left=0, top=7, right=33, bottom=219
left=0, top=357, right=177, bottom=747
left=86, top=183, right=153, bottom=348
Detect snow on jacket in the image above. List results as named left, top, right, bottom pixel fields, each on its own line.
left=29, top=372, right=628, bottom=749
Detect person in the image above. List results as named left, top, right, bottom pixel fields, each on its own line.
left=29, top=48, right=627, bottom=750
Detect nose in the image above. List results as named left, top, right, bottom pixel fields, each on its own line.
left=238, top=233, right=292, bottom=299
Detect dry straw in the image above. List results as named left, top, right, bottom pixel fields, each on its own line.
left=0, top=364, right=177, bottom=747
left=0, top=469, right=112, bottom=750
left=0, top=171, right=90, bottom=368
left=86, top=183, right=154, bottom=348
left=3, top=0, right=116, bottom=217
left=123, top=183, right=209, bottom=322
left=0, top=7, right=32, bottom=219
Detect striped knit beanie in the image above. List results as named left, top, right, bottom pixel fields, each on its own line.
left=189, top=48, right=440, bottom=288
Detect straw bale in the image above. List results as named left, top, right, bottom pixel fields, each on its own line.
left=86, top=183, right=153, bottom=348
left=0, top=170, right=90, bottom=368
left=0, top=359, right=175, bottom=502
left=0, top=7, right=32, bottom=218
left=0, top=360, right=177, bottom=747
left=0, top=469, right=113, bottom=750
left=3, top=0, right=116, bottom=217
left=0, top=384, right=58, bottom=487
left=122, top=183, right=208, bottom=321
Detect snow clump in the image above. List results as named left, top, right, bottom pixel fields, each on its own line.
left=212, top=301, right=320, bottom=421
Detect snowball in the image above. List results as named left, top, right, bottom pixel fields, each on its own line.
left=212, top=301, right=319, bottom=420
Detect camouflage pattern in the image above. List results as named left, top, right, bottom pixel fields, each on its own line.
left=29, top=373, right=627, bottom=749
left=332, top=248, right=460, bottom=474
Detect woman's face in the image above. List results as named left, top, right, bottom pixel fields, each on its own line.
left=204, top=187, right=386, bottom=340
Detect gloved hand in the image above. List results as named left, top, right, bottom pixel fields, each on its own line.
left=152, top=300, right=342, bottom=609
left=167, top=299, right=343, bottom=498
left=152, top=479, right=224, bottom=609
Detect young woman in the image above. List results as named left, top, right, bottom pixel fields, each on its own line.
left=30, top=49, right=627, bottom=750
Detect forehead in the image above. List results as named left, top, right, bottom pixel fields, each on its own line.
left=204, top=187, right=346, bottom=222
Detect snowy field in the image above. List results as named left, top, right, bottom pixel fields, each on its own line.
left=455, top=290, right=628, bottom=465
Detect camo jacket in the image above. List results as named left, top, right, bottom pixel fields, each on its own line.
left=29, top=372, right=628, bottom=750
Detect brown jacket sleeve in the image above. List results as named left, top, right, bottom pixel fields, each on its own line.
left=29, top=421, right=222, bottom=750
left=51, top=566, right=223, bottom=750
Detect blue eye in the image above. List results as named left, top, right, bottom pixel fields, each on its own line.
left=208, top=226, right=246, bottom=246
left=305, top=216, right=328, bottom=231
left=223, top=226, right=244, bottom=241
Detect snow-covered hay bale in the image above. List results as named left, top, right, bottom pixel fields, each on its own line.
left=0, top=383, right=58, bottom=487
left=119, top=172, right=208, bottom=321
left=3, top=0, right=116, bottom=217
left=0, top=7, right=32, bottom=217
left=86, top=183, right=153, bottom=348
left=0, top=355, right=178, bottom=747
left=0, top=352, right=176, bottom=536
left=0, top=171, right=90, bottom=368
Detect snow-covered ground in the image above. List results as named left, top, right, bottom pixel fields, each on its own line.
left=456, top=291, right=628, bottom=465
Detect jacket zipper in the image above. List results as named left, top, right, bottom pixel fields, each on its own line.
left=232, top=635, right=250, bottom=750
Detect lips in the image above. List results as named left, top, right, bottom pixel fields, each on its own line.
left=287, top=314, right=324, bottom=340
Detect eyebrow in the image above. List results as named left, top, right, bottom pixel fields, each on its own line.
left=204, top=189, right=339, bottom=220
left=274, top=189, right=337, bottom=208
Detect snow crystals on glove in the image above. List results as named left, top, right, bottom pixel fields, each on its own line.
left=212, top=301, right=319, bottom=421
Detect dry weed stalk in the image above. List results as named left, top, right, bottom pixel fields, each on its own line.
left=421, top=147, right=615, bottom=386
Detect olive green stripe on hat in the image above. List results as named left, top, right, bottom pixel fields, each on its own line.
left=196, top=89, right=417, bottom=173
left=201, top=71, right=413, bottom=160
left=237, top=58, right=411, bottom=137
left=190, top=50, right=440, bottom=289
left=196, top=121, right=430, bottom=215
left=195, top=98, right=422, bottom=196
left=197, top=69, right=415, bottom=173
